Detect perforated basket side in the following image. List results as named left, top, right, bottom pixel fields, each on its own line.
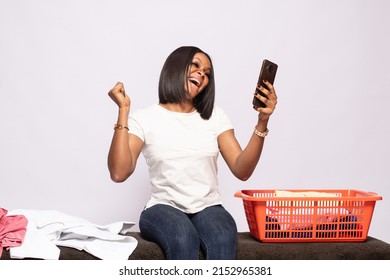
left=235, top=189, right=382, bottom=242
left=240, top=199, right=256, bottom=239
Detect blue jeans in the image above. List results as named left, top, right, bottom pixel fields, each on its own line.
left=139, top=204, right=237, bottom=260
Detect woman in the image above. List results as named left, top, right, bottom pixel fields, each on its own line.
left=107, top=46, right=277, bottom=259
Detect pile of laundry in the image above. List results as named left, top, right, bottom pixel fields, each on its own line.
left=0, top=208, right=28, bottom=258
left=264, top=215, right=362, bottom=239
left=0, top=208, right=137, bottom=260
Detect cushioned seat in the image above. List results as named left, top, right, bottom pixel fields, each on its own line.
left=1, top=232, right=390, bottom=260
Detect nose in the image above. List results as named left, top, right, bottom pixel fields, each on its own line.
left=197, top=70, right=205, bottom=77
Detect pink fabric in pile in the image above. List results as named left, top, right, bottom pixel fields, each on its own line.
left=0, top=208, right=28, bottom=257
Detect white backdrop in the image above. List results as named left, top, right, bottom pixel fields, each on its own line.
left=1, top=0, right=389, bottom=244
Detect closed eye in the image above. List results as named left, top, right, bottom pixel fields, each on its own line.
left=192, top=62, right=200, bottom=68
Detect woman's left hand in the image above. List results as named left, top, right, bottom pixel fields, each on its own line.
left=253, top=80, right=277, bottom=121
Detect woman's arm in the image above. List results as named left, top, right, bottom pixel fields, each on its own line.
left=218, top=81, right=277, bottom=181
left=107, top=82, right=143, bottom=182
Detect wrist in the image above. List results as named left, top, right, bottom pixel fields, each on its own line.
left=254, top=120, right=269, bottom=138
left=114, top=123, right=129, bottom=131
left=118, top=106, right=130, bottom=114
left=254, top=127, right=269, bottom=138
left=117, top=107, right=130, bottom=121
left=255, top=120, right=268, bottom=132
left=115, top=108, right=129, bottom=130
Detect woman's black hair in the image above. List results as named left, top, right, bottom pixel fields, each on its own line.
left=158, top=46, right=215, bottom=120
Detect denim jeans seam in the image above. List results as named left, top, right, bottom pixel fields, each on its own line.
left=197, top=234, right=209, bottom=260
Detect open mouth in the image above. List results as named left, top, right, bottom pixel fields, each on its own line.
left=189, top=77, right=201, bottom=87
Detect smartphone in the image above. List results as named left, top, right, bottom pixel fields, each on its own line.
left=252, top=59, right=278, bottom=110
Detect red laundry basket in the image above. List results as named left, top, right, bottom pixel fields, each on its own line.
left=234, top=189, right=382, bottom=242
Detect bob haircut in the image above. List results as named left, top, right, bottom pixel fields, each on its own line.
left=158, top=46, right=215, bottom=120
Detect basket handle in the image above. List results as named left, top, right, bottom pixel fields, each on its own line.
left=234, top=191, right=243, bottom=198
left=234, top=190, right=264, bottom=201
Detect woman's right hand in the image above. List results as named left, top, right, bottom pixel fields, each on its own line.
left=108, top=82, right=131, bottom=110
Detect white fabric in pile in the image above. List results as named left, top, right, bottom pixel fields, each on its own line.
left=8, top=209, right=137, bottom=260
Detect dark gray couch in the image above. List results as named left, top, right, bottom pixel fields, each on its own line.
left=2, top=232, right=390, bottom=260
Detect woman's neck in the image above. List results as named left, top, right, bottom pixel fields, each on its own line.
left=159, top=102, right=195, bottom=113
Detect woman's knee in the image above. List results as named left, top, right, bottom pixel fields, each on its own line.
left=139, top=204, right=200, bottom=259
left=193, top=205, right=237, bottom=233
left=191, top=205, right=237, bottom=259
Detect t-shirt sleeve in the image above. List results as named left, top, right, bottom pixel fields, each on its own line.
left=128, top=111, right=145, bottom=141
left=214, top=107, right=234, bottom=135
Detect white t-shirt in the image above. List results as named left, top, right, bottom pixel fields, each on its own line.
left=128, top=104, right=233, bottom=213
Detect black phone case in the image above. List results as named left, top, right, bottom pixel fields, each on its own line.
left=252, top=59, right=278, bottom=109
